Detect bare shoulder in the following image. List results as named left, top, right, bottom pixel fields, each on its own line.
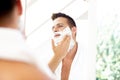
left=0, top=60, right=52, bottom=80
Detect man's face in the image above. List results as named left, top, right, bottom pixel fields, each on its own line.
left=52, top=17, right=76, bottom=51
left=52, top=17, right=71, bottom=38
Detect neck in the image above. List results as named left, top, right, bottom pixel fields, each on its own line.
left=0, top=19, right=18, bottom=29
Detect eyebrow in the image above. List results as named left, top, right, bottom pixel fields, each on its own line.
left=56, top=23, right=64, bottom=26
left=52, top=23, right=65, bottom=28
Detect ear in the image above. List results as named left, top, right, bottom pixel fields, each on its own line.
left=16, top=0, right=23, bottom=15
left=71, top=26, right=77, bottom=34
left=71, top=26, right=77, bottom=40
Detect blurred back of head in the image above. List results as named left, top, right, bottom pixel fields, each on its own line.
left=0, top=0, right=23, bottom=30
left=0, top=0, right=17, bottom=19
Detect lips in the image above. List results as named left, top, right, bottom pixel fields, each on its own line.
left=54, top=34, right=61, bottom=37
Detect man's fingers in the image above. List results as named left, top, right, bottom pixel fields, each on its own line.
left=67, top=42, right=78, bottom=58
left=51, top=39, right=55, bottom=48
left=61, top=35, right=71, bottom=47
left=52, top=35, right=70, bottom=49
left=65, top=35, right=71, bottom=46
left=62, top=35, right=70, bottom=42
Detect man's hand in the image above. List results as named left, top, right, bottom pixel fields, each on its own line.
left=48, top=35, right=71, bottom=72
left=52, top=35, right=71, bottom=60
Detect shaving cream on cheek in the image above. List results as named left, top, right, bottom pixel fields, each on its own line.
left=53, top=27, right=75, bottom=52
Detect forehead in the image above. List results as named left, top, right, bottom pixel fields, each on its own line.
left=53, top=17, right=68, bottom=25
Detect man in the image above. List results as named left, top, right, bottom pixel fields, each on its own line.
left=0, top=0, right=60, bottom=80
left=48, top=13, right=79, bottom=80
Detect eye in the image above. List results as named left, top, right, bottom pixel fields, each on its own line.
left=52, top=26, right=54, bottom=29
left=57, top=24, right=64, bottom=28
left=58, top=25, right=63, bottom=28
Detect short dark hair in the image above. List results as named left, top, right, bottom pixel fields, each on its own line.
left=0, top=0, right=17, bottom=18
left=51, top=12, right=76, bottom=28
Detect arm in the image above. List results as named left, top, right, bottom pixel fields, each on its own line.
left=48, top=35, right=71, bottom=72
left=0, top=60, right=53, bottom=80
left=61, top=59, right=72, bottom=80
left=61, top=42, right=78, bottom=80
left=48, top=55, right=62, bottom=73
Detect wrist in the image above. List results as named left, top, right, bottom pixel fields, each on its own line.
left=62, top=59, right=72, bottom=66
left=48, top=55, right=63, bottom=72
left=53, top=55, right=63, bottom=62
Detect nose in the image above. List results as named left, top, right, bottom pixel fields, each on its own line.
left=52, top=26, right=59, bottom=32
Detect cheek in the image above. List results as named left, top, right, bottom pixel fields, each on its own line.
left=60, top=28, right=64, bottom=31
left=60, top=27, right=67, bottom=31
left=56, top=28, right=64, bottom=32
